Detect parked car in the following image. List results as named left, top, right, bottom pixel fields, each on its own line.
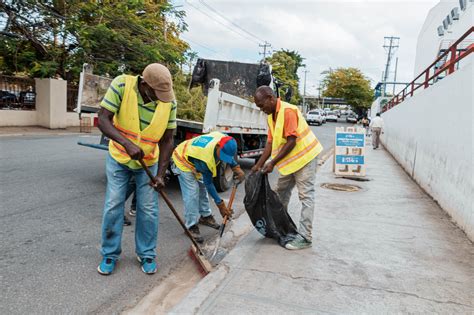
left=326, top=111, right=338, bottom=122
left=19, top=91, right=35, bottom=107
left=0, top=90, right=18, bottom=102
left=306, top=110, right=323, bottom=126
left=346, top=114, right=358, bottom=123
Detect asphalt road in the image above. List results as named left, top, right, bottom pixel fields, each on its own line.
left=0, top=119, right=354, bottom=314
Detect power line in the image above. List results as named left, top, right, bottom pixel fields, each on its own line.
left=185, top=0, right=260, bottom=45
left=181, top=36, right=218, bottom=53
left=181, top=36, right=228, bottom=59
left=198, top=0, right=266, bottom=43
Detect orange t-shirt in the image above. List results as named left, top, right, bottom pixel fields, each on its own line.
left=267, top=99, right=298, bottom=142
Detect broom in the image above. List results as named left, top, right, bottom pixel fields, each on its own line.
left=139, top=159, right=212, bottom=275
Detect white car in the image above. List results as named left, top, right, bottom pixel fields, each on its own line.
left=306, top=110, right=323, bottom=126
left=326, top=111, right=338, bottom=122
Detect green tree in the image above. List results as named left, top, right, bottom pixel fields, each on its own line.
left=321, top=67, right=373, bottom=113
left=266, top=50, right=304, bottom=104
left=0, top=0, right=189, bottom=80
left=174, top=71, right=207, bottom=121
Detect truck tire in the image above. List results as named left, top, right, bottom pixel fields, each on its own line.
left=214, top=162, right=233, bottom=192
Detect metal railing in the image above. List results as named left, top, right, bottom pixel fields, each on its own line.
left=382, top=27, right=473, bottom=113
left=67, top=84, right=78, bottom=112
left=0, top=75, right=36, bottom=110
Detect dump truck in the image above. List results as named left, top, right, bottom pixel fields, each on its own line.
left=77, top=60, right=273, bottom=191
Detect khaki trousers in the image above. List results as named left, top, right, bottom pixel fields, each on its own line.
left=275, top=158, right=317, bottom=241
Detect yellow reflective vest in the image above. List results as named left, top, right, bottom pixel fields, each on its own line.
left=108, top=75, right=171, bottom=167
left=268, top=101, right=323, bottom=175
left=172, top=131, right=226, bottom=177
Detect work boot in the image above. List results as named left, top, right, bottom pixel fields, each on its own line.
left=188, top=225, right=204, bottom=243
left=199, top=215, right=220, bottom=230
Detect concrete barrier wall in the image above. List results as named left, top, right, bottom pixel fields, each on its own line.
left=0, top=110, right=37, bottom=126
left=0, top=78, right=80, bottom=128
left=381, top=59, right=473, bottom=240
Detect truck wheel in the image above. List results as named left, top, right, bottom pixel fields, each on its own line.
left=214, top=162, right=233, bottom=192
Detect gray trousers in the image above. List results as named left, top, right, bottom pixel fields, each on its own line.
left=372, top=127, right=382, bottom=148
left=276, top=158, right=317, bottom=241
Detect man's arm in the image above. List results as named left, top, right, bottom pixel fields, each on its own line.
left=152, top=128, right=174, bottom=190
left=97, top=107, right=144, bottom=159
left=262, top=136, right=296, bottom=173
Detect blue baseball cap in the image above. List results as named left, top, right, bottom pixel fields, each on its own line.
left=219, top=137, right=237, bottom=164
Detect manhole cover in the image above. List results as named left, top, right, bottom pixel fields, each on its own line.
left=320, top=183, right=361, bottom=192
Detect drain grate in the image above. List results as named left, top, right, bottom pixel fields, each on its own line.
left=320, top=183, right=361, bottom=192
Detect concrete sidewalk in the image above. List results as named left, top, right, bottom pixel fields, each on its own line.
left=172, top=145, right=473, bottom=314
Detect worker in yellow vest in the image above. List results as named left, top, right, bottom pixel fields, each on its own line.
left=251, top=86, right=323, bottom=250
left=96, top=63, right=176, bottom=275
left=172, top=132, right=245, bottom=242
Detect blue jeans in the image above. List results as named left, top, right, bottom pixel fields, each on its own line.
left=174, top=168, right=212, bottom=228
left=101, top=154, right=159, bottom=260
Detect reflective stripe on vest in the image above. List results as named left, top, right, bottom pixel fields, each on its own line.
left=172, top=131, right=226, bottom=177
left=268, top=100, right=323, bottom=175
left=108, top=75, right=171, bottom=167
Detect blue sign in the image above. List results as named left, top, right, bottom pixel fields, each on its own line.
left=192, top=136, right=213, bottom=148
left=336, top=155, right=365, bottom=165
left=336, top=133, right=365, bottom=147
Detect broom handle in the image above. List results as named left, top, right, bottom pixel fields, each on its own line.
left=220, top=182, right=239, bottom=236
left=139, top=160, right=203, bottom=254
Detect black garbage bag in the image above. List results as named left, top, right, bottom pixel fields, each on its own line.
left=244, top=172, right=298, bottom=247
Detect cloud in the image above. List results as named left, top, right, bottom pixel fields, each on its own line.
left=177, top=0, right=439, bottom=95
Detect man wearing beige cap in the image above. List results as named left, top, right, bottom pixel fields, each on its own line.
left=96, top=63, right=176, bottom=275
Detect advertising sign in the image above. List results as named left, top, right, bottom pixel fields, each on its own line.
left=334, top=127, right=366, bottom=177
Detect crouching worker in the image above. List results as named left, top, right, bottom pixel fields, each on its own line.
left=172, top=132, right=245, bottom=242
left=251, top=86, right=323, bottom=250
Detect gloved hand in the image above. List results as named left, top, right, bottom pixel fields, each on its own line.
left=232, top=165, right=245, bottom=183
left=217, top=200, right=232, bottom=218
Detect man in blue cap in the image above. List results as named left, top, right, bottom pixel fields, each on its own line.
left=172, top=132, right=245, bottom=242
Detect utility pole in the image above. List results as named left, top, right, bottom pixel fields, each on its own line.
left=303, top=68, right=309, bottom=113
left=259, top=41, right=271, bottom=60
left=393, top=57, right=398, bottom=96
left=382, top=36, right=400, bottom=96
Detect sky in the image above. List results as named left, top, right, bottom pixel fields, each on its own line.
left=174, top=0, right=440, bottom=96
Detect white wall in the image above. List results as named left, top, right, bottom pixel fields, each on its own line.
left=381, top=58, right=473, bottom=240
left=0, top=110, right=37, bottom=126
left=66, top=112, right=81, bottom=127
left=0, top=78, right=80, bottom=128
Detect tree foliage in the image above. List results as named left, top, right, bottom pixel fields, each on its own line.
left=266, top=49, right=304, bottom=104
left=0, top=0, right=209, bottom=120
left=0, top=0, right=189, bottom=80
left=321, top=67, right=373, bottom=113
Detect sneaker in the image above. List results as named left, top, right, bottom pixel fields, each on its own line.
left=199, top=215, right=220, bottom=229
left=97, top=258, right=116, bottom=275
left=123, top=215, right=132, bottom=226
left=137, top=256, right=157, bottom=274
left=285, top=235, right=312, bottom=250
left=129, top=208, right=136, bottom=217
left=188, top=224, right=204, bottom=243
